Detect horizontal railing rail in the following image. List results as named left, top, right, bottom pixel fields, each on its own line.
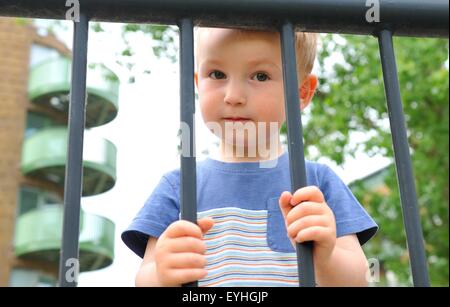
left=0, top=0, right=448, bottom=37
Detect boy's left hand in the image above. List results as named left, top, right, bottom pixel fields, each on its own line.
left=279, top=186, right=337, bottom=265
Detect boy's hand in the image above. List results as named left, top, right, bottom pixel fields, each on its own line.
left=154, top=218, right=214, bottom=286
left=279, top=186, right=336, bottom=265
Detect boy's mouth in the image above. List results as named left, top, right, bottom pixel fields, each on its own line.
left=223, top=117, right=251, bottom=122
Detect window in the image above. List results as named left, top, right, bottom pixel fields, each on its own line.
left=29, top=44, right=61, bottom=68
left=17, top=187, right=38, bottom=216
left=9, top=268, right=56, bottom=287
left=17, top=186, right=62, bottom=216
left=25, top=112, right=56, bottom=138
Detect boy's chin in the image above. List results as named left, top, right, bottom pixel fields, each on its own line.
left=223, top=138, right=279, bottom=152
left=223, top=136, right=254, bottom=147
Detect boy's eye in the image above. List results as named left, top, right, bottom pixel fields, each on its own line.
left=253, top=72, right=269, bottom=82
left=209, top=70, right=226, bottom=79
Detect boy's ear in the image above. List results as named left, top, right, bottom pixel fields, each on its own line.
left=194, top=72, right=199, bottom=88
left=299, top=74, right=318, bottom=111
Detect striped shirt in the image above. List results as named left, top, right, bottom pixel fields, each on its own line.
left=122, top=151, right=378, bottom=287
left=198, top=207, right=298, bottom=287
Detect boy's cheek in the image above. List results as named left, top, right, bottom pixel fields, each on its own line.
left=198, top=101, right=217, bottom=121
left=257, top=104, right=285, bottom=124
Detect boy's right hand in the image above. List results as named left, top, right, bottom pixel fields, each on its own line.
left=154, top=218, right=214, bottom=287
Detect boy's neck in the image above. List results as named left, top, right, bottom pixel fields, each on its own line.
left=218, top=140, right=285, bottom=163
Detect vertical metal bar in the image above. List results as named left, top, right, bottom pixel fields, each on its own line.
left=280, top=21, right=315, bottom=287
left=58, top=12, right=89, bottom=287
left=378, top=29, right=430, bottom=287
left=178, top=18, right=198, bottom=287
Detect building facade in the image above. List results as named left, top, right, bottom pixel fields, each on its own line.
left=0, top=17, right=119, bottom=286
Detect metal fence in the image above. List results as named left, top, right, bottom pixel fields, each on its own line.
left=0, top=0, right=448, bottom=287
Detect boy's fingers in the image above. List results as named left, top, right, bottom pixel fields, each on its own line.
left=285, top=201, right=326, bottom=225
left=287, top=215, right=328, bottom=238
left=291, top=186, right=325, bottom=206
left=165, top=220, right=203, bottom=239
left=295, top=226, right=332, bottom=243
left=167, top=269, right=208, bottom=286
left=279, top=191, right=293, bottom=220
left=198, top=218, right=215, bottom=234
left=167, top=253, right=207, bottom=269
left=163, top=237, right=206, bottom=254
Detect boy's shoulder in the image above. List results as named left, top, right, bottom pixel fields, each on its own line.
left=305, top=159, right=328, bottom=170
left=305, top=160, right=335, bottom=176
left=157, top=158, right=211, bottom=186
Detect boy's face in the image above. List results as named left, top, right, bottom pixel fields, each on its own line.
left=195, top=28, right=313, bottom=150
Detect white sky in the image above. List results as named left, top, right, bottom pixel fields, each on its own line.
left=35, top=21, right=391, bottom=286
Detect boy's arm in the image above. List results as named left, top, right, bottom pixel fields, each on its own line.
left=314, top=234, right=369, bottom=287
left=135, top=237, right=163, bottom=287
left=279, top=187, right=371, bottom=287
left=135, top=219, right=214, bottom=287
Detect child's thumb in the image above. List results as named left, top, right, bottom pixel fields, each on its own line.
left=279, top=191, right=293, bottom=221
left=198, top=218, right=215, bottom=234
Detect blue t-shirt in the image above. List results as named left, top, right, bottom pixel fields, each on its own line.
left=122, top=151, right=378, bottom=286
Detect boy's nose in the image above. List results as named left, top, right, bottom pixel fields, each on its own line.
left=224, top=81, right=247, bottom=105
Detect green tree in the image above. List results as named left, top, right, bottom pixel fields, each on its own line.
left=297, top=34, right=448, bottom=286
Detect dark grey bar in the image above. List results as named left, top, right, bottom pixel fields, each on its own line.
left=58, top=13, right=89, bottom=287
left=280, top=21, right=315, bottom=287
left=178, top=18, right=198, bottom=287
left=378, top=29, right=430, bottom=287
left=0, top=0, right=448, bottom=38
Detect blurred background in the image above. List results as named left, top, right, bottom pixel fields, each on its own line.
left=0, top=17, right=448, bottom=287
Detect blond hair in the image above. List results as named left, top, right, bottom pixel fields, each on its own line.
left=295, top=32, right=318, bottom=80
left=195, top=27, right=318, bottom=81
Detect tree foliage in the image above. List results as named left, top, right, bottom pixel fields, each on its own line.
left=303, top=34, right=448, bottom=286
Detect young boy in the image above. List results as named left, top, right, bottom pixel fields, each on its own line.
left=122, top=28, right=378, bottom=287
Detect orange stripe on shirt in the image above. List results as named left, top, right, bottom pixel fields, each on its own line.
left=206, top=247, right=272, bottom=256
left=201, top=277, right=299, bottom=287
left=213, top=218, right=267, bottom=225
left=203, top=233, right=266, bottom=241
left=207, top=261, right=298, bottom=271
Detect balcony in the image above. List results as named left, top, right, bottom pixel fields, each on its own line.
left=28, top=57, right=119, bottom=127
left=14, top=206, right=115, bottom=272
left=21, top=127, right=116, bottom=196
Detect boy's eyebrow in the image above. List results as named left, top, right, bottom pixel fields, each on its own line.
left=247, top=58, right=281, bottom=70
left=201, top=58, right=281, bottom=70
left=200, top=59, right=222, bottom=66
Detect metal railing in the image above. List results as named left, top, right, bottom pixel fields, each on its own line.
left=1, top=0, right=448, bottom=287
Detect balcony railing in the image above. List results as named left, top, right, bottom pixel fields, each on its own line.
left=28, top=56, right=119, bottom=127
left=21, top=127, right=116, bottom=196
left=14, top=206, right=115, bottom=272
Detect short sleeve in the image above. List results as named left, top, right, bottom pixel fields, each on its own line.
left=319, top=165, right=378, bottom=246
left=121, top=175, right=180, bottom=258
